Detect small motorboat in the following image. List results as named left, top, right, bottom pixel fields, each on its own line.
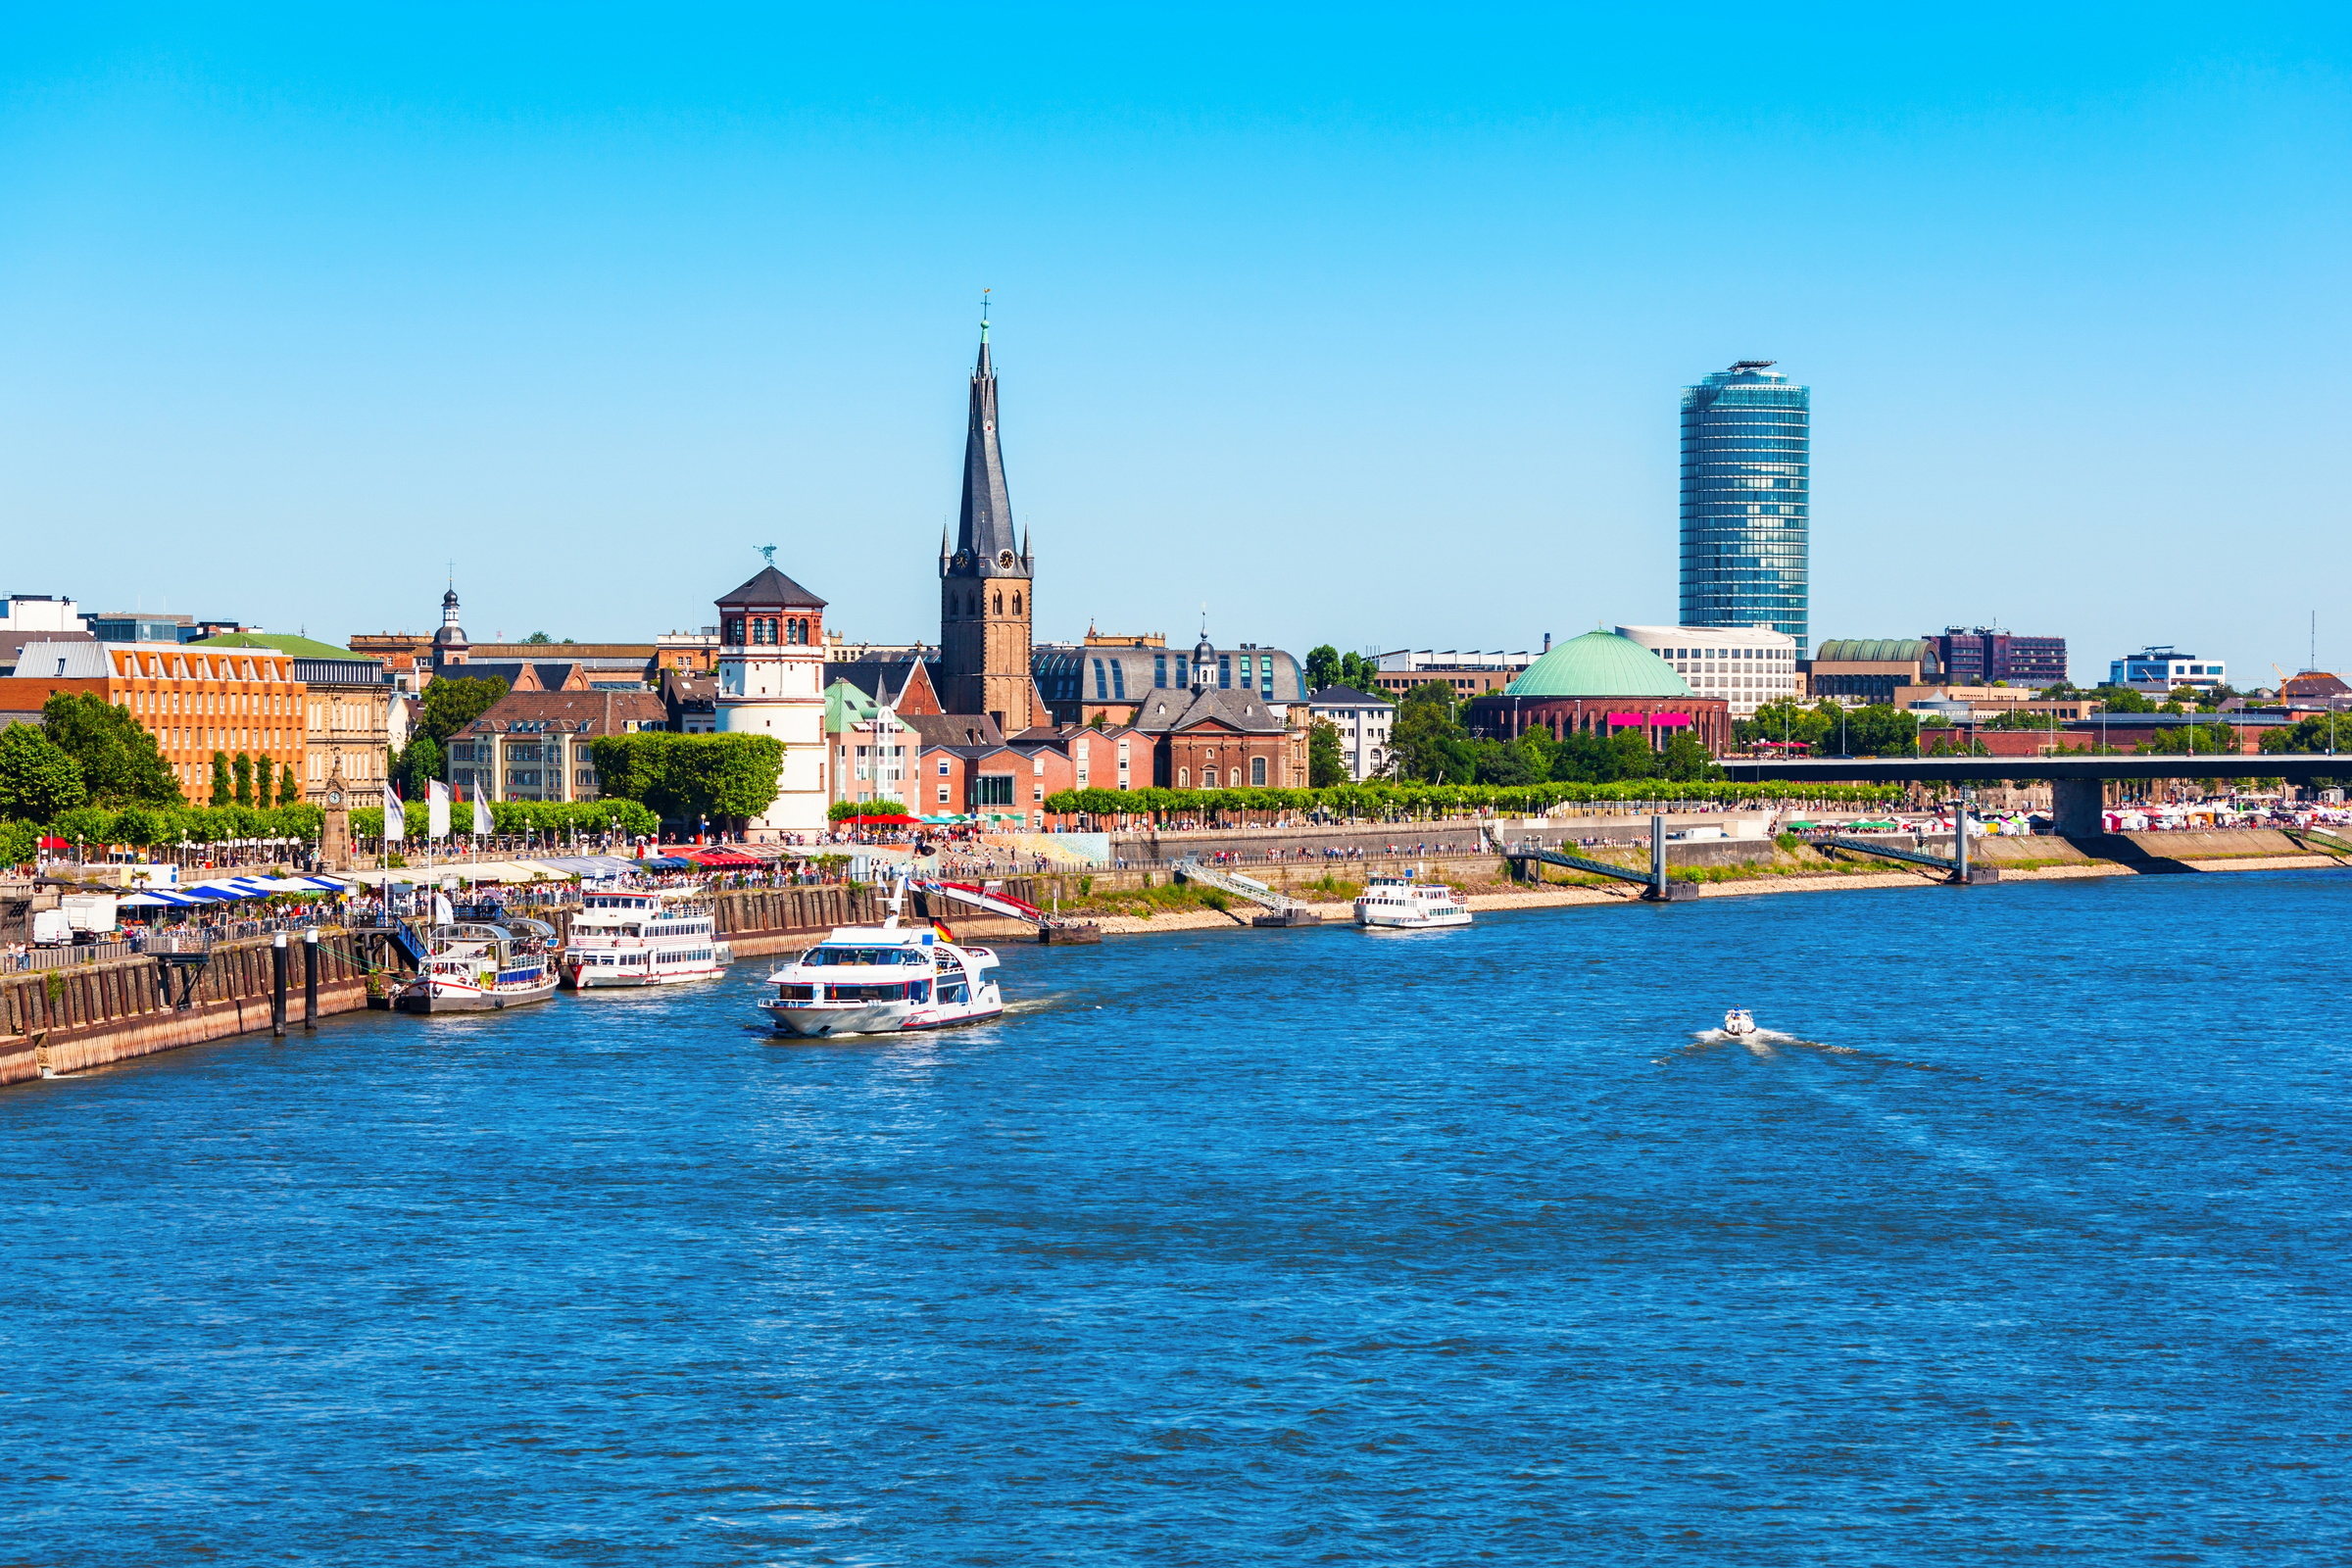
left=1721, top=1008, right=1757, bottom=1038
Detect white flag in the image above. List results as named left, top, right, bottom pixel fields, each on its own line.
left=428, top=780, right=452, bottom=839
left=471, top=786, right=491, bottom=837
left=382, top=783, right=406, bottom=842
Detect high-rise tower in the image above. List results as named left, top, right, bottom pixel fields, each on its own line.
left=938, top=312, right=1035, bottom=735
left=1679, top=360, right=1810, bottom=650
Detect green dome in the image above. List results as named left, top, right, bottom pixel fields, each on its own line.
left=1505, top=629, right=1693, bottom=700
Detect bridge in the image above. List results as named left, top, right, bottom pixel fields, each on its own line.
left=1713, top=756, right=2345, bottom=834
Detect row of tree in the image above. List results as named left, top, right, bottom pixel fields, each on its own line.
left=352, top=798, right=661, bottom=842
left=1306, top=680, right=1718, bottom=787
left=0, top=693, right=186, bottom=821
left=1044, top=777, right=1901, bottom=821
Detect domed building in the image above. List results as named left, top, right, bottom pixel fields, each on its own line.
left=1466, top=628, right=1730, bottom=754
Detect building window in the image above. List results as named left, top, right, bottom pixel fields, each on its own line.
left=1177, top=767, right=1189, bottom=786
left=1011, top=593, right=1021, bottom=614
left=1034, top=783, right=1044, bottom=802
left=939, top=759, right=950, bottom=775
left=1154, top=655, right=1167, bottom=688
left=976, top=774, right=1013, bottom=807
left=938, top=785, right=950, bottom=805
left=1218, top=656, right=1231, bottom=689
left=1252, top=757, right=1266, bottom=786
left=1094, top=659, right=1107, bottom=700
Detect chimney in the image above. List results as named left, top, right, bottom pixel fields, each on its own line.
left=1543, top=632, right=1552, bottom=654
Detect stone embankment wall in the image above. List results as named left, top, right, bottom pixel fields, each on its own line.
left=0, top=935, right=373, bottom=1088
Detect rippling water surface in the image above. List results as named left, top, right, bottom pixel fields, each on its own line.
left=5, top=871, right=2349, bottom=1563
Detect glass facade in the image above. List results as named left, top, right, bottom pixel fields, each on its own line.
left=1679, top=361, right=1809, bottom=650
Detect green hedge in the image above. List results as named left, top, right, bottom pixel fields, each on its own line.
left=354, top=798, right=661, bottom=841
left=42, top=802, right=325, bottom=849
left=1042, top=779, right=1901, bottom=818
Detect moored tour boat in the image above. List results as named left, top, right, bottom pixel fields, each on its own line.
left=1353, top=873, right=1473, bottom=930
left=559, top=886, right=732, bottom=988
left=394, top=919, right=561, bottom=1012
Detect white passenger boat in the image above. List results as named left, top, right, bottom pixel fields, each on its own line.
left=1353, top=873, right=1473, bottom=930
left=760, top=877, right=1003, bottom=1037
left=1722, top=1008, right=1757, bottom=1038
left=559, top=886, right=732, bottom=989
left=394, top=919, right=561, bottom=1012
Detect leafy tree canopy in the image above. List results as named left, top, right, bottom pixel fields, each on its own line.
left=587, top=733, right=785, bottom=826
left=419, top=675, right=511, bottom=745
left=40, top=692, right=182, bottom=807
left=0, top=722, right=87, bottom=821
left=1306, top=718, right=1347, bottom=788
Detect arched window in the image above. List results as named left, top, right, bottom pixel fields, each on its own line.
left=1177, top=767, right=1189, bottom=786
left=1011, top=592, right=1021, bottom=614
left=801, top=617, right=811, bottom=643
left=993, top=591, right=1003, bottom=614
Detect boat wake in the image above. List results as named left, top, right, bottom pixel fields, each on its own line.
left=1685, top=1026, right=1853, bottom=1058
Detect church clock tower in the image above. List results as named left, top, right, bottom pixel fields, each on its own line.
left=938, top=309, right=1035, bottom=735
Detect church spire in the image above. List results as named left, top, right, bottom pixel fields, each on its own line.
left=952, top=301, right=1024, bottom=579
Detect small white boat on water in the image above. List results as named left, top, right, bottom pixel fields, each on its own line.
left=1353, top=872, right=1473, bottom=931
left=760, top=876, right=1004, bottom=1037
left=1722, top=1008, right=1757, bottom=1038
left=394, top=919, right=561, bottom=1013
left=559, top=885, right=732, bottom=989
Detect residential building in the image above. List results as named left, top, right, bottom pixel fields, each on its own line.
left=1806, top=639, right=1944, bottom=706
left=938, top=314, right=1037, bottom=736
left=825, top=679, right=912, bottom=812
left=0, top=641, right=309, bottom=798
left=1617, top=624, right=1798, bottom=719
left=1367, top=648, right=1533, bottom=699
left=662, top=667, right=718, bottom=733
left=1467, top=628, right=1732, bottom=754
left=1681, top=360, right=1810, bottom=647
left=296, top=656, right=398, bottom=803
left=1307, top=685, right=1396, bottom=780
left=346, top=630, right=434, bottom=690
left=2110, top=646, right=2227, bottom=694
left=447, top=689, right=668, bottom=806
left=713, top=564, right=830, bottom=838
left=1928, top=627, right=2068, bottom=688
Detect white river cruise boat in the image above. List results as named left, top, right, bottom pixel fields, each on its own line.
left=394, top=919, right=561, bottom=1012
left=761, top=878, right=1003, bottom=1037
left=1353, top=873, right=1473, bottom=931
left=559, top=886, right=732, bottom=989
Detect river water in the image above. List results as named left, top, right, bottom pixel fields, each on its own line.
left=4, top=870, right=2347, bottom=1564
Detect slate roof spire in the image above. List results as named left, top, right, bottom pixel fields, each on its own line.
left=952, top=301, right=1027, bottom=580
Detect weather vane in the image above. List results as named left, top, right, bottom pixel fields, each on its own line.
left=758, top=544, right=777, bottom=565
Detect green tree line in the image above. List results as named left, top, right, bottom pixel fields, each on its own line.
left=1044, top=777, right=1899, bottom=821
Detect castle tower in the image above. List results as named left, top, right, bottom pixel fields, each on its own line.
left=939, top=312, right=1035, bottom=735
left=714, top=564, right=830, bottom=839
left=431, top=583, right=470, bottom=671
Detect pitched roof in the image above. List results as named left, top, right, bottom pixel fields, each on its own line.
left=950, top=325, right=1026, bottom=579
left=825, top=654, right=940, bottom=711
left=1133, top=685, right=1286, bottom=734
left=903, top=711, right=1004, bottom=749
left=716, top=565, right=828, bottom=609
left=457, top=689, right=669, bottom=735
left=1308, top=684, right=1393, bottom=709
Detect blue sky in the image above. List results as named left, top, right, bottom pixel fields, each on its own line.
left=4, top=7, right=2348, bottom=684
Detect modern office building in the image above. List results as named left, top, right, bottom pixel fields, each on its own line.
left=1806, top=639, right=1942, bottom=705
left=1616, top=624, right=1799, bottom=719
left=1680, top=361, right=1810, bottom=649
left=1366, top=648, right=1536, bottom=698
left=1930, top=627, right=2068, bottom=687
left=2110, top=646, right=2227, bottom=694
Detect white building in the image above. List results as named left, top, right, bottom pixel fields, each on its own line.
left=0, top=594, right=83, bottom=635
left=2109, top=646, right=2227, bottom=694
left=1617, top=623, right=1798, bottom=719
left=713, top=565, right=830, bottom=840
left=1307, top=684, right=1396, bottom=780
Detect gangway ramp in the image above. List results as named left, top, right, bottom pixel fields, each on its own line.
left=1811, top=832, right=1996, bottom=883
left=1171, top=858, right=1322, bottom=926
left=1498, top=815, right=1695, bottom=901
left=914, top=879, right=1103, bottom=942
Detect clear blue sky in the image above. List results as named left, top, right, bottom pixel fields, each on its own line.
left=5, top=7, right=2348, bottom=684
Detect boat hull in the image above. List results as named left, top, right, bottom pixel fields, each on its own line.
left=1354, top=908, right=1473, bottom=929
left=761, top=997, right=1004, bottom=1037
left=394, top=978, right=560, bottom=1013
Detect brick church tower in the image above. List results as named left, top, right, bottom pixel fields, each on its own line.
left=938, top=310, right=1035, bottom=735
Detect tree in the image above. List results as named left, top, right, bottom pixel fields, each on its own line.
left=419, top=675, right=510, bottom=745
left=1340, top=652, right=1379, bottom=691
left=254, top=752, right=274, bottom=808
left=39, top=692, right=181, bottom=807
left=1660, top=732, right=1715, bottom=781
left=0, top=723, right=86, bottom=821
left=210, top=751, right=233, bottom=807
left=1307, top=718, right=1347, bottom=787
left=587, top=733, right=784, bottom=827
left=232, top=751, right=254, bottom=807
left=522, top=631, right=554, bottom=645
left=2094, top=683, right=2156, bottom=714
left=1388, top=690, right=1474, bottom=782
left=1305, top=645, right=1342, bottom=693
left=279, top=761, right=301, bottom=805
left=392, top=735, right=443, bottom=798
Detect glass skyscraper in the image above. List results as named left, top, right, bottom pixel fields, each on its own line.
left=1679, top=360, right=1810, bottom=651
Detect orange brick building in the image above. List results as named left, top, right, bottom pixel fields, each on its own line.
left=0, top=640, right=311, bottom=799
